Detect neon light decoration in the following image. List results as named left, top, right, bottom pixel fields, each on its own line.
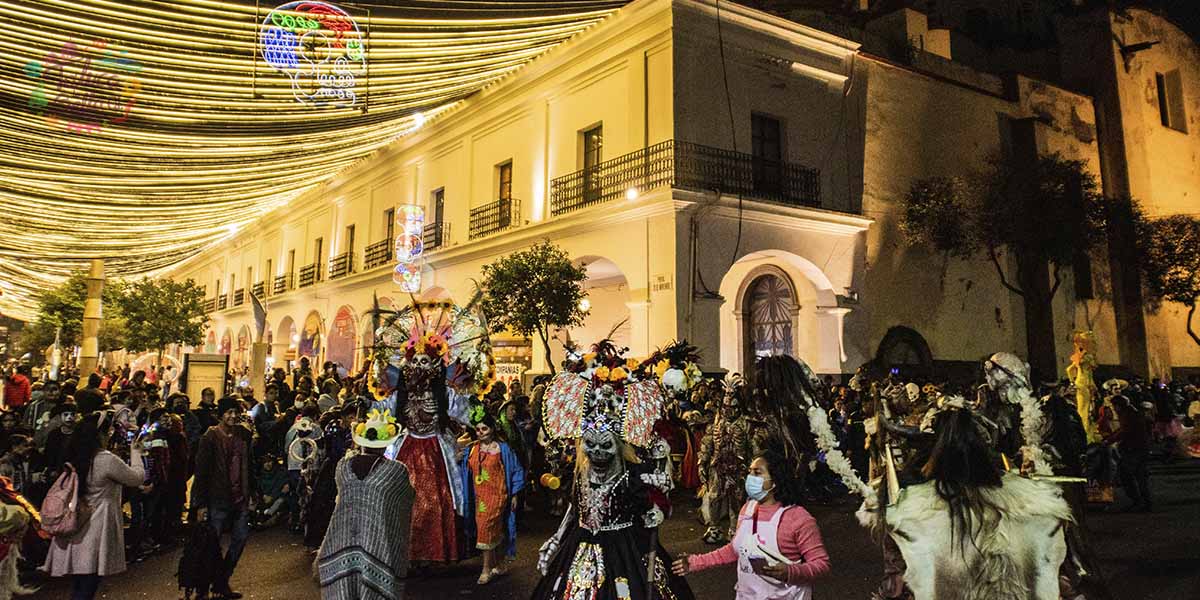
left=260, top=1, right=366, bottom=108
left=24, top=39, right=142, bottom=134
left=393, top=205, right=425, bottom=292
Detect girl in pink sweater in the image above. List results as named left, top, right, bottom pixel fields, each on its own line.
left=672, top=446, right=831, bottom=599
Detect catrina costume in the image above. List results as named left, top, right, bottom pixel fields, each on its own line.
left=372, top=296, right=496, bottom=564
left=531, top=340, right=695, bottom=600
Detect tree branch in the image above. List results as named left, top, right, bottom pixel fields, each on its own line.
left=987, top=246, right=1025, bottom=297
left=1047, top=263, right=1063, bottom=304
left=1188, top=302, right=1200, bottom=347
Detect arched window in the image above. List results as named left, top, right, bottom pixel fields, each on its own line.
left=875, top=326, right=933, bottom=377
left=745, top=274, right=795, bottom=363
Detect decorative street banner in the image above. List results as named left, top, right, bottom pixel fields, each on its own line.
left=260, top=1, right=366, bottom=108
left=393, top=205, right=425, bottom=292
left=24, top=39, right=142, bottom=134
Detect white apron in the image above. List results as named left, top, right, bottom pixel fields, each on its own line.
left=733, top=501, right=813, bottom=600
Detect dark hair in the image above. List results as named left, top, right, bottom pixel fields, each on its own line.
left=750, top=355, right=818, bottom=460
left=756, top=437, right=806, bottom=506
left=920, top=408, right=1003, bottom=555
left=66, top=413, right=106, bottom=499
left=472, top=412, right=507, bottom=441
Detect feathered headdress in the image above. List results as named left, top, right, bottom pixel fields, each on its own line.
left=543, top=339, right=665, bottom=448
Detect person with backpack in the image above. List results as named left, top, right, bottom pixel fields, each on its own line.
left=41, top=411, right=148, bottom=600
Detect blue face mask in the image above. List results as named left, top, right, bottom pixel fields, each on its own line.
left=745, top=475, right=772, bottom=501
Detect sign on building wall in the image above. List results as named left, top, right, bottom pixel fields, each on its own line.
left=393, top=205, right=425, bottom=292
left=260, top=1, right=366, bottom=108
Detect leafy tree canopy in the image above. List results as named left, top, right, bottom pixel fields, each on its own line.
left=18, top=270, right=128, bottom=358
left=1140, top=214, right=1200, bottom=345
left=118, top=277, right=210, bottom=362
left=480, top=240, right=588, bottom=373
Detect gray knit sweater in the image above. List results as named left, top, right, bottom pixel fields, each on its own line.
left=316, top=456, right=414, bottom=600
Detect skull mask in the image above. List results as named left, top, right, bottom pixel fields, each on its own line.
left=582, top=426, right=620, bottom=478
left=410, top=353, right=434, bottom=370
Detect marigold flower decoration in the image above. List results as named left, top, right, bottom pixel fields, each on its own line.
left=643, top=340, right=703, bottom=399
left=573, top=339, right=636, bottom=389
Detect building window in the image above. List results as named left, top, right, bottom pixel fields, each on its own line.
left=751, top=113, right=783, bottom=194
left=744, top=274, right=794, bottom=367
left=314, top=237, right=324, bottom=281
left=287, top=249, right=296, bottom=276
left=246, top=267, right=252, bottom=288
left=384, top=207, right=395, bottom=242
left=266, top=259, right=273, bottom=280
left=432, top=188, right=445, bottom=225
left=582, top=124, right=603, bottom=202
left=497, top=161, right=513, bottom=202
left=344, top=225, right=355, bottom=254
left=1156, top=70, right=1188, bottom=133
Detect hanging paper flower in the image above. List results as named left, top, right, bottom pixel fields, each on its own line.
left=594, top=365, right=611, bottom=381
left=626, top=358, right=640, bottom=370
left=609, top=366, right=629, bottom=382
left=654, top=359, right=670, bottom=379
left=661, top=368, right=687, bottom=392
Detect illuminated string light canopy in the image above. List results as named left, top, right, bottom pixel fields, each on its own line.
left=0, top=0, right=624, bottom=320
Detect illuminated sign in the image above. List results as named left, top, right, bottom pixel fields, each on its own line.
left=260, top=1, right=366, bottom=108
left=392, top=205, right=425, bottom=292
left=24, top=39, right=142, bottom=134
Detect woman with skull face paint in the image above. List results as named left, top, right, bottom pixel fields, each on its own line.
left=459, top=411, right=525, bottom=584
left=532, top=340, right=695, bottom=600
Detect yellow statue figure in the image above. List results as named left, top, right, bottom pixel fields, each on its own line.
left=1066, top=331, right=1099, bottom=443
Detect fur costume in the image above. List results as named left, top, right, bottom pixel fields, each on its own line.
left=859, top=474, right=1072, bottom=600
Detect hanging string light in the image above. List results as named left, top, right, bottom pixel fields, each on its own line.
left=0, top=0, right=624, bottom=320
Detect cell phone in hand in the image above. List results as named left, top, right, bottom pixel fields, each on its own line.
left=749, top=557, right=768, bottom=575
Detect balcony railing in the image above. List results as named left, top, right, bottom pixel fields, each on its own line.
left=232, top=288, right=245, bottom=306
left=549, top=139, right=820, bottom=216
left=364, top=239, right=392, bottom=270
left=273, top=273, right=293, bottom=295
left=424, top=221, right=450, bottom=250
left=469, top=197, right=521, bottom=240
left=217, top=294, right=228, bottom=310
left=252, top=281, right=266, bottom=298
left=203, top=298, right=217, bottom=313
left=329, top=252, right=354, bottom=280
left=298, top=263, right=318, bottom=288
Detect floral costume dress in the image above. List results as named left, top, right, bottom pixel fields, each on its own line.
left=468, top=444, right=506, bottom=550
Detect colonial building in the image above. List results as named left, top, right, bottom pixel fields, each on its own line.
left=161, top=0, right=1197, bottom=384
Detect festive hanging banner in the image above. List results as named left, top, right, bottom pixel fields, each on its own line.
left=260, top=1, right=367, bottom=107
left=393, top=205, right=425, bottom=292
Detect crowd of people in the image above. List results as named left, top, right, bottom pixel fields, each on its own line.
left=0, top=325, right=1195, bottom=600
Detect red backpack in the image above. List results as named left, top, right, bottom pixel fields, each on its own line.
left=40, top=464, right=90, bottom=536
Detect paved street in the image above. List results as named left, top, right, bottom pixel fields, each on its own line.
left=29, top=460, right=1200, bottom=599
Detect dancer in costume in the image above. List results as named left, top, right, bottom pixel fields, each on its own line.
left=460, top=411, right=526, bottom=584
left=373, top=296, right=495, bottom=565
left=531, top=340, right=695, bottom=600
left=1066, top=332, right=1100, bottom=443
left=859, top=404, right=1074, bottom=600
left=697, top=375, right=751, bottom=544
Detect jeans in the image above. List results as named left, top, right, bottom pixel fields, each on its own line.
left=209, top=506, right=250, bottom=589
left=71, top=574, right=102, bottom=600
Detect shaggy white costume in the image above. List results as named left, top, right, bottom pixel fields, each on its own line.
left=860, top=474, right=1072, bottom=600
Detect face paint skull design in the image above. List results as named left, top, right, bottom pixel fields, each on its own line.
left=583, top=426, right=619, bottom=477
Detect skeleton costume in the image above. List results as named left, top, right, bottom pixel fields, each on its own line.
left=372, top=298, right=496, bottom=564
left=532, top=340, right=695, bottom=600
left=697, top=375, right=751, bottom=544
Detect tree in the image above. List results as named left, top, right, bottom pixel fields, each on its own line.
left=119, top=277, right=209, bottom=367
left=479, top=240, right=589, bottom=374
left=1140, top=215, right=1200, bottom=346
left=901, top=153, right=1106, bottom=379
left=18, top=270, right=127, bottom=363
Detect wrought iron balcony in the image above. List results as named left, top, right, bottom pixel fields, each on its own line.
left=549, top=139, right=820, bottom=217
left=424, top=221, right=450, bottom=250
left=203, top=298, right=217, bottom=313
left=329, top=252, right=354, bottom=280
left=217, top=294, right=228, bottom=310
left=232, top=289, right=245, bottom=306
left=252, top=281, right=266, bottom=298
left=364, top=239, right=392, bottom=270
left=273, top=273, right=292, bottom=295
left=469, top=198, right=521, bottom=240
left=298, top=263, right=318, bottom=288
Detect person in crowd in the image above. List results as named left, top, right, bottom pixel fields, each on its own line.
left=43, top=403, right=81, bottom=473
left=3, top=366, right=31, bottom=412
left=74, top=374, right=106, bottom=415
left=42, top=411, right=148, bottom=600
left=496, top=400, right=527, bottom=468
left=318, top=362, right=342, bottom=400
left=191, top=396, right=253, bottom=600
left=673, top=439, right=832, bottom=598
left=21, top=381, right=47, bottom=432
left=316, top=409, right=413, bottom=600
left=271, top=369, right=294, bottom=413
left=0, top=434, right=44, bottom=502
left=460, top=412, right=525, bottom=584
left=161, top=412, right=190, bottom=537
left=195, top=388, right=219, bottom=433
left=1104, top=394, right=1153, bottom=512
left=169, top=393, right=201, bottom=452
left=251, top=454, right=289, bottom=530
